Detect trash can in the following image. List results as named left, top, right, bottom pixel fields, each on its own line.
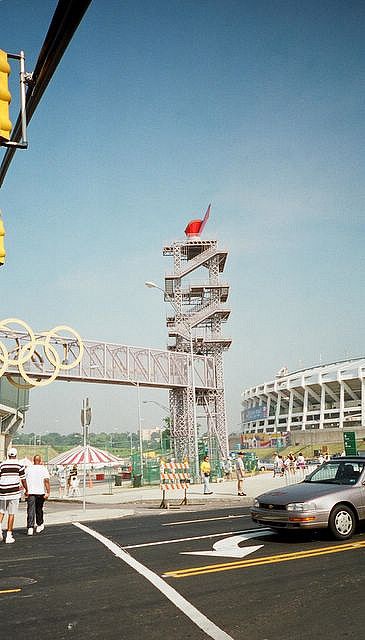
left=132, top=474, right=142, bottom=488
left=114, top=474, right=122, bottom=486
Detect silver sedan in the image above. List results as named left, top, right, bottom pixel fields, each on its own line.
left=250, top=456, right=365, bottom=540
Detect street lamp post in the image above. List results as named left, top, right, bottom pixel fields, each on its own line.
left=145, top=281, right=200, bottom=481
left=137, top=381, right=143, bottom=479
left=81, top=397, right=91, bottom=511
left=130, top=381, right=143, bottom=481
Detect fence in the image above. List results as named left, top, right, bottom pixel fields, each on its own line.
left=283, top=463, right=318, bottom=484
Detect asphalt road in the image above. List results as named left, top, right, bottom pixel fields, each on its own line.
left=1, top=506, right=365, bottom=639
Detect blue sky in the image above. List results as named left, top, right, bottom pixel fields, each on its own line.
left=0, top=0, right=364, bottom=436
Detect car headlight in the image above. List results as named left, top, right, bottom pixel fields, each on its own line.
left=287, top=502, right=316, bottom=512
left=253, top=498, right=259, bottom=508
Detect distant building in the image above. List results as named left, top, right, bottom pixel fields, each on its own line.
left=142, top=426, right=163, bottom=442
left=241, top=358, right=365, bottom=446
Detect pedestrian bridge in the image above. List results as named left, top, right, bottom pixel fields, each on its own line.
left=0, top=324, right=217, bottom=391
left=43, top=339, right=216, bottom=390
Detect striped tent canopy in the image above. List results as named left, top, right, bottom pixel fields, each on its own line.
left=48, top=445, right=122, bottom=467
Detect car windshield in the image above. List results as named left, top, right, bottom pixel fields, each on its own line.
left=304, top=460, right=365, bottom=485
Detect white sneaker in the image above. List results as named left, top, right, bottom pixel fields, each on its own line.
left=27, top=527, right=34, bottom=536
left=36, top=524, right=44, bottom=533
left=5, top=533, right=15, bottom=544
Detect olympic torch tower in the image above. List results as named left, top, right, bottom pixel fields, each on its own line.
left=162, top=206, right=231, bottom=475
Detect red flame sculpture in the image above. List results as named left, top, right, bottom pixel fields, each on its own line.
left=184, top=204, right=211, bottom=237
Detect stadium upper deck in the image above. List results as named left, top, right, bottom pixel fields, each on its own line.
left=241, top=357, right=365, bottom=435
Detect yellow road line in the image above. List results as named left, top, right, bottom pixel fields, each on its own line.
left=0, top=588, right=22, bottom=595
left=163, top=540, right=365, bottom=578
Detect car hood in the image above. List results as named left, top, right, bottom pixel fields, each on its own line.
left=255, top=482, right=355, bottom=504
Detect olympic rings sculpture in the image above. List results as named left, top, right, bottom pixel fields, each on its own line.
left=0, top=318, right=84, bottom=388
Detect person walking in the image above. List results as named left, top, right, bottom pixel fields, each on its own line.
left=25, top=455, right=51, bottom=535
left=223, top=458, right=232, bottom=480
left=57, top=466, right=66, bottom=498
left=235, top=451, right=246, bottom=496
left=273, top=453, right=284, bottom=477
left=0, top=447, right=28, bottom=544
left=68, top=465, right=80, bottom=497
left=200, top=455, right=213, bottom=495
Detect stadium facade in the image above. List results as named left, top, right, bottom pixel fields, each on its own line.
left=241, top=357, right=365, bottom=445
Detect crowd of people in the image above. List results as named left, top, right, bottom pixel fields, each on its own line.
left=272, top=451, right=335, bottom=477
left=201, top=450, right=336, bottom=494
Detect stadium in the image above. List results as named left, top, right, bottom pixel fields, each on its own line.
left=241, top=357, right=365, bottom=447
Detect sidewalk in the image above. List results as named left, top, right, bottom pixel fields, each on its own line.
left=16, top=472, right=290, bottom=527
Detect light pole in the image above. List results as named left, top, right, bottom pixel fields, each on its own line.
left=81, top=397, right=91, bottom=511
left=145, top=280, right=200, bottom=480
left=130, top=381, right=143, bottom=481
left=137, top=382, right=143, bottom=478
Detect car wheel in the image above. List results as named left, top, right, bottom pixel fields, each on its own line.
left=328, top=504, right=356, bottom=540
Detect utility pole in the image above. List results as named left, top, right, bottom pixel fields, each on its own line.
left=81, top=397, right=91, bottom=511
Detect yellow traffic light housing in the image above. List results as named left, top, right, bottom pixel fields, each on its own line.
left=0, top=214, right=5, bottom=266
left=0, top=49, right=12, bottom=143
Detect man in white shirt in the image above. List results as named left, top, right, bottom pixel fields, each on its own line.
left=25, top=455, right=50, bottom=536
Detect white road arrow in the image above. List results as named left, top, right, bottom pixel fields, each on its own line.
left=181, top=529, right=273, bottom=558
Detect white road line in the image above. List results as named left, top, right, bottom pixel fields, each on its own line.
left=163, top=515, right=250, bottom=526
left=121, top=527, right=272, bottom=550
left=74, top=522, right=235, bottom=640
left=122, top=528, right=261, bottom=549
left=123, top=530, right=244, bottom=549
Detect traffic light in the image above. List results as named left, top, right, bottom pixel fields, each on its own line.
left=0, top=49, right=12, bottom=143
left=0, top=214, right=5, bottom=266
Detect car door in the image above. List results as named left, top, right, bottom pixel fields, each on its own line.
left=351, top=462, right=365, bottom=520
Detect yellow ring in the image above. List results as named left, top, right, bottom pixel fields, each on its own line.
left=43, top=325, right=84, bottom=370
left=0, top=341, right=9, bottom=378
left=6, top=374, right=35, bottom=390
left=0, top=318, right=36, bottom=366
left=18, top=339, right=60, bottom=387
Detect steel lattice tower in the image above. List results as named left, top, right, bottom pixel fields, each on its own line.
left=162, top=209, right=231, bottom=472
